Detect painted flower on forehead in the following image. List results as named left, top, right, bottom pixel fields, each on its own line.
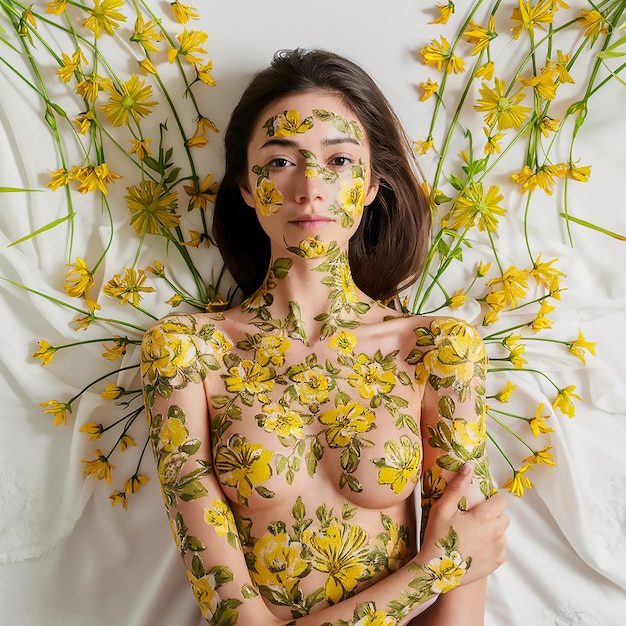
left=263, top=110, right=314, bottom=138
left=255, top=178, right=283, bottom=216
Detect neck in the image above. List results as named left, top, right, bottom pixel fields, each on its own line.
left=241, top=244, right=377, bottom=343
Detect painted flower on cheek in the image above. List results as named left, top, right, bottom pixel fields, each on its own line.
left=335, top=178, right=365, bottom=227
left=255, top=178, right=282, bottom=216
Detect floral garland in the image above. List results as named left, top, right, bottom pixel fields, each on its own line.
left=1, top=0, right=623, bottom=509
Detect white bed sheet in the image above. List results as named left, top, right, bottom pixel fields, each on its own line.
left=1, top=1, right=625, bottom=625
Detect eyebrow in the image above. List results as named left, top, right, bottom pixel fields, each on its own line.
left=260, top=136, right=361, bottom=149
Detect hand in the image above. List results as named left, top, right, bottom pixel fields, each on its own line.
left=419, top=463, right=509, bottom=586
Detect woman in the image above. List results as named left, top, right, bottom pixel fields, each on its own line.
left=140, top=48, right=508, bottom=625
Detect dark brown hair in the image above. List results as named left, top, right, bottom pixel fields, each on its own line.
left=213, top=48, right=431, bottom=302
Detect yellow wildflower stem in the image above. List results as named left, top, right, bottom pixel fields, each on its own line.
left=487, top=410, right=536, bottom=455
left=485, top=430, right=515, bottom=473
left=559, top=213, right=626, bottom=241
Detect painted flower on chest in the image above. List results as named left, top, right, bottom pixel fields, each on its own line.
left=372, top=435, right=421, bottom=494
left=214, top=434, right=274, bottom=506
left=256, top=403, right=305, bottom=439
left=250, top=531, right=309, bottom=592
left=224, top=359, right=275, bottom=395
left=348, top=354, right=397, bottom=399
left=255, top=335, right=291, bottom=367
left=307, top=522, right=374, bottom=604
left=288, top=366, right=332, bottom=405
left=319, top=401, right=375, bottom=448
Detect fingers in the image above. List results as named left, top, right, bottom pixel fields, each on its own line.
left=436, top=462, right=474, bottom=514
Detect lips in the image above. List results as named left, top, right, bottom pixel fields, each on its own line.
left=288, top=214, right=335, bottom=231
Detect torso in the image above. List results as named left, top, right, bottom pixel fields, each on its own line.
left=198, top=304, right=428, bottom=617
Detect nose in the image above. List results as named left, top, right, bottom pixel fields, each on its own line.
left=294, top=164, right=329, bottom=205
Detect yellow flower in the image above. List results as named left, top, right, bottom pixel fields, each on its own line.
left=251, top=531, right=308, bottom=591
left=46, top=0, right=67, bottom=14
left=536, top=115, right=560, bottom=137
left=139, top=58, right=157, bottom=75
left=530, top=299, right=555, bottom=332
left=375, top=435, right=421, bottom=494
left=420, top=36, right=465, bottom=74
left=530, top=255, right=565, bottom=290
left=159, top=416, right=188, bottom=453
left=79, top=422, right=104, bottom=440
left=83, top=0, right=127, bottom=38
left=504, top=334, right=527, bottom=369
left=215, top=434, right=273, bottom=505
left=425, top=551, right=468, bottom=593
left=81, top=449, right=115, bottom=483
left=255, top=178, right=283, bottom=216
left=183, top=173, right=219, bottom=210
left=103, top=268, right=155, bottom=306
left=511, top=0, right=554, bottom=40
left=128, top=138, right=153, bottom=160
left=483, top=289, right=506, bottom=326
left=475, top=61, right=494, bottom=80
left=290, top=367, right=331, bottom=404
left=32, top=340, right=57, bottom=366
left=448, top=290, right=468, bottom=309
left=568, top=329, right=596, bottom=365
left=347, top=354, right=396, bottom=399
left=463, top=16, right=497, bottom=55
left=444, top=182, right=505, bottom=233
left=567, top=162, right=592, bottom=182
left=186, top=570, right=220, bottom=620
left=197, top=60, right=216, bottom=86
left=74, top=111, right=97, bottom=135
left=577, top=9, right=609, bottom=43
left=353, top=603, right=397, bottom=626
left=65, top=257, right=94, bottom=298
left=529, top=402, right=554, bottom=437
left=102, top=337, right=128, bottom=360
left=224, top=359, right=275, bottom=395
left=486, top=266, right=529, bottom=306
left=503, top=465, right=533, bottom=497
left=40, top=399, right=70, bottom=426
left=475, top=78, right=532, bottom=130
left=170, top=1, right=199, bottom=23
left=419, top=78, right=438, bottom=101
left=130, top=14, right=163, bottom=53
left=74, top=163, right=121, bottom=195
left=552, top=385, right=582, bottom=418
left=101, top=75, right=158, bottom=127
left=429, top=2, right=454, bottom=24
left=74, top=75, right=101, bottom=104
left=548, top=50, right=575, bottom=84
left=255, top=335, right=290, bottom=367
left=297, top=236, right=329, bottom=258
left=414, top=139, right=435, bottom=155
left=319, top=401, right=375, bottom=448
left=264, top=109, right=314, bottom=137
left=524, top=446, right=556, bottom=467
left=168, top=29, right=208, bottom=65
left=494, top=380, right=517, bottom=403
left=338, top=179, right=365, bottom=222
left=418, top=318, right=486, bottom=387
left=47, top=168, right=70, bottom=191
left=109, top=490, right=128, bottom=510
left=477, top=261, right=491, bottom=278
left=511, top=163, right=566, bottom=196
left=422, top=465, right=447, bottom=507
left=204, top=499, right=238, bottom=539
left=102, top=383, right=125, bottom=400
left=257, top=403, right=304, bottom=439
left=126, top=180, right=180, bottom=235
left=329, top=331, right=357, bottom=354
left=56, top=49, right=85, bottom=83
left=125, top=474, right=149, bottom=494
left=483, top=127, right=505, bottom=155
left=519, top=66, right=559, bottom=101
left=310, top=523, right=373, bottom=603
left=452, top=419, right=484, bottom=450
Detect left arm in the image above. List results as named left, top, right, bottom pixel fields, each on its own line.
left=409, top=317, right=502, bottom=626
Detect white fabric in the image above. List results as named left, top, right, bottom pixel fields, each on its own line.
left=1, top=1, right=625, bottom=624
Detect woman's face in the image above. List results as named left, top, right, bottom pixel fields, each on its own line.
left=240, top=90, right=379, bottom=259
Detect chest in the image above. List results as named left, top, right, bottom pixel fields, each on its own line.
left=203, top=329, right=425, bottom=511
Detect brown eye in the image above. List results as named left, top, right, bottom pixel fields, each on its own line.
left=330, top=156, right=353, bottom=168
left=268, top=158, right=294, bottom=168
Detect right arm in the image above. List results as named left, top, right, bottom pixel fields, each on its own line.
left=140, top=317, right=506, bottom=625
